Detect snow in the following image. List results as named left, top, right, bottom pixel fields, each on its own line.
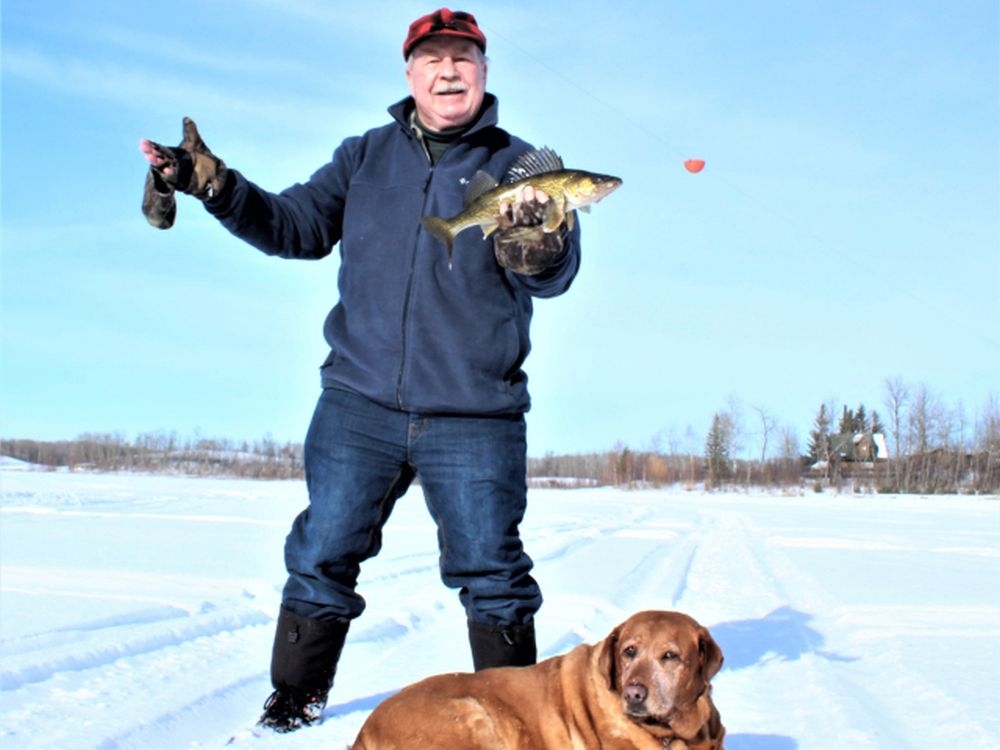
left=1, top=468, right=998, bottom=749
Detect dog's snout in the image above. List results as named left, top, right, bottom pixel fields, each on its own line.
left=623, top=683, right=647, bottom=706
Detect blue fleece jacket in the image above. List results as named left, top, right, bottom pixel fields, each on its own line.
left=205, top=94, right=581, bottom=416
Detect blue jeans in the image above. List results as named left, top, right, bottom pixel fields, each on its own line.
left=282, top=387, right=542, bottom=628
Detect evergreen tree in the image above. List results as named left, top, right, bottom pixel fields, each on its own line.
left=704, top=413, right=732, bottom=485
left=854, top=404, right=869, bottom=433
left=808, top=404, right=832, bottom=463
left=870, top=409, right=886, bottom=435
left=838, top=405, right=855, bottom=435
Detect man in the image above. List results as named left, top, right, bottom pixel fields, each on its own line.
left=139, top=8, right=581, bottom=734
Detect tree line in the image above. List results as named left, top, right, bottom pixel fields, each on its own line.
left=3, top=379, right=998, bottom=494
left=1, top=432, right=303, bottom=480
left=698, top=378, right=998, bottom=493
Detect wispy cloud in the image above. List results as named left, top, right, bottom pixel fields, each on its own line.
left=240, top=0, right=404, bottom=45
left=2, top=45, right=261, bottom=119
left=2, top=44, right=388, bottom=143
left=86, top=24, right=310, bottom=76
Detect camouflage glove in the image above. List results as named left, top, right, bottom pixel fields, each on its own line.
left=140, top=117, right=228, bottom=229
left=493, top=191, right=565, bottom=276
left=141, top=168, right=177, bottom=229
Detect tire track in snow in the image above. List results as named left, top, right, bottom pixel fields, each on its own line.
left=611, top=529, right=699, bottom=609
left=672, top=511, right=888, bottom=748
left=91, top=672, right=268, bottom=750
left=678, top=511, right=1000, bottom=749
left=0, top=606, right=276, bottom=750
left=1, top=601, right=271, bottom=690
left=529, top=511, right=710, bottom=658
left=128, top=505, right=535, bottom=747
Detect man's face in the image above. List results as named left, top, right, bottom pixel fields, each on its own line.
left=406, top=37, right=487, bottom=132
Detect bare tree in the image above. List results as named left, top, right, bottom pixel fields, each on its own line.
left=753, top=405, right=777, bottom=464
left=723, top=396, right=754, bottom=486
left=908, top=383, right=939, bottom=455
left=884, top=376, right=909, bottom=459
left=977, top=394, right=1000, bottom=453
left=883, top=376, right=909, bottom=488
left=974, top=394, right=999, bottom=491
left=779, top=425, right=801, bottom=485
left=684, top=424, right=699, bottom=486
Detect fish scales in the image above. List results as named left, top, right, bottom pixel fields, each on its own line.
left=419, top=148, right=622, bottom=257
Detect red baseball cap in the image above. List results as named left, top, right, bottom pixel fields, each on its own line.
left=403, top=8, right=486, bottom=59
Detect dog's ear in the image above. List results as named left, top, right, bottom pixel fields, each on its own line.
left=598, top=626, right=621, bottom=691
left=698, top=627, right=724, bottom=681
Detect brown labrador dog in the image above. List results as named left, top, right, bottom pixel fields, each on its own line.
left=351, top=610, right=725, bottom=750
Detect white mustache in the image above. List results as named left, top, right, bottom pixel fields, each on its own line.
left=434, top=85, right=467, bottom=94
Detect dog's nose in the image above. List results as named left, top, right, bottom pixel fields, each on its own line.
left=623, top=683, right=647, bottom=706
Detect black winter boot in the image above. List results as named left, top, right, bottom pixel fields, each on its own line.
left=468, top=619, right=537, bottom=671
left=257, top=607, right=349, bottom=733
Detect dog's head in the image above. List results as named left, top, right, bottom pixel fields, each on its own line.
left=598, top=610, right=723, bottom=741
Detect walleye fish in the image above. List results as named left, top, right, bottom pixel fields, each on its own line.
left=419, top=147, right=622, bottom=256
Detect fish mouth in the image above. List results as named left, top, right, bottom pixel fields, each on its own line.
left=593, top=178, right=623, bottom=200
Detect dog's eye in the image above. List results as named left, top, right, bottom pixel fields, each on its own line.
left=660, top=651, right=679, bottom=662
left=623, top=646, right=637, bottom=659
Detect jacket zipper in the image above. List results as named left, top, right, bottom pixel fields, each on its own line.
left=395, top=140, right=437, bottom=409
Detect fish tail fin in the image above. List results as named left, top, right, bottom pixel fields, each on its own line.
left=419, top=216, right=456, bottom=257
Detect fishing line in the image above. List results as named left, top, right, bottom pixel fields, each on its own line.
left=483, top=23, right=999, bottom=355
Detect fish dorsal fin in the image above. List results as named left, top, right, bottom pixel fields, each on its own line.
left=464, top=171, right=499, bottom=204
left=502, top=147, right=564, bottom=184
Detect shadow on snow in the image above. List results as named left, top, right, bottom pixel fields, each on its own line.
left=712, top=606, right=857, bottom=671
left=725, top=733, right=798, bottom=749
left=711, top=606, right=859, bottom=750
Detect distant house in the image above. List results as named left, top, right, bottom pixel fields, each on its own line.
left=830, top=432, right=888, bottom=462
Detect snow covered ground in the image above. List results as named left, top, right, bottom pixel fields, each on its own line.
left=1, top=462, right=998, bottom=749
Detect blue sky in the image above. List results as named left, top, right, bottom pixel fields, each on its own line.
left=2, top=1, right=997, bottom=457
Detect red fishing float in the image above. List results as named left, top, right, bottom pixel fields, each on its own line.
left=684, top=158, right=705, bottom=173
